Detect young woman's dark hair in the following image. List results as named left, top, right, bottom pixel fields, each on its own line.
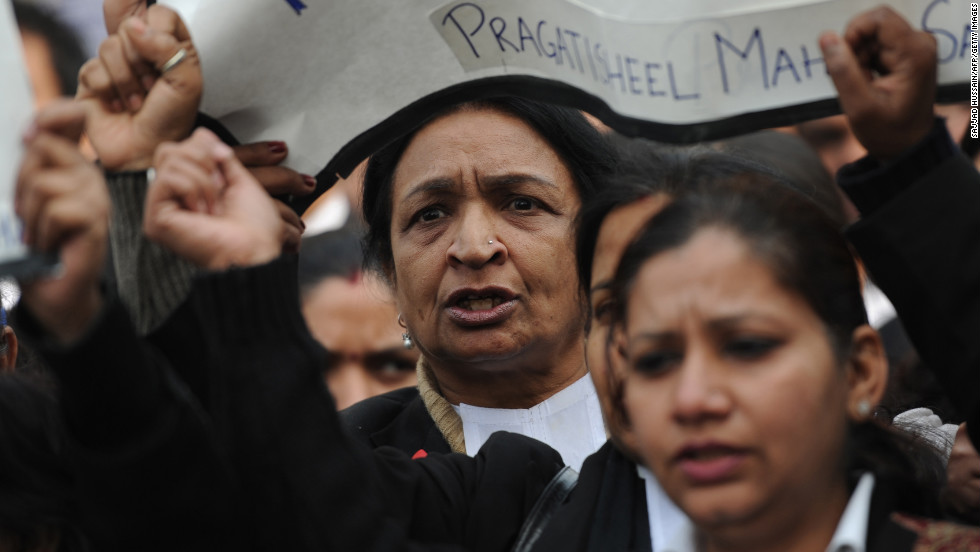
left=362, top=97, right=616, bottom=277
left=609, top=176, right=946, bottom=516
left=714, top=130, right=848, bottom=228
left=575, top=142, right=793, bottom=298
left=0, top=374, right=86, bottom=551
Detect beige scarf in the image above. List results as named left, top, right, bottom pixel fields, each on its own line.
left=416, top=357, right=466, bottom=453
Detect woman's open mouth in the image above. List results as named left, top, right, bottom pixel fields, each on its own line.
left=445, top=287, right=518, bottom=326
left=673, top=442, right=748, bottom=484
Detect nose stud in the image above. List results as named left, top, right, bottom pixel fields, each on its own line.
left=488, top=240, right=494, bottom=245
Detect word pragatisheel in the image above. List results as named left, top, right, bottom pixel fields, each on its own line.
left=433, top=0, right=968, bottom=123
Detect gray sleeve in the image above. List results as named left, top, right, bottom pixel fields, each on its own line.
left=105, top=171, right=199, bottom=335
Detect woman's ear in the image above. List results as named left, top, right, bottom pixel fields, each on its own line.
left=845, top=324, right=888, bottom=421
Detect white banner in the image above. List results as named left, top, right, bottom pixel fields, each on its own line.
left=159, top=0, right=970, bottom=209
left=0, top=0, right=37, bottom=273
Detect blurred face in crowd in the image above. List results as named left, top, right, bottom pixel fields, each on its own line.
left=387, top=106, right=585, bottom=402
left=19, top=29, right=62, bottom=110
left=620, top=227, right=861, bottom=546
left=795, top=115, right=865, bottom=177
left=798, top=105, right=977, bottom=177
left=302, top=273, right=419, bottom=410
left=585, top=195, right=670, bottom=451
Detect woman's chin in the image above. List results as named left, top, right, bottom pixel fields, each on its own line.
left=675, top=483, right=764, bottom=530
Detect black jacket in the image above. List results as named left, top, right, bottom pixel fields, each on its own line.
left=841, top=119, right=980, bottom=449
left=341, top=387, right=452, bottom=456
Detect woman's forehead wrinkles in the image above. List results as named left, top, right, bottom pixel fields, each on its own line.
left=401, top=172, right=560, bottom=202
left=402, top=177, right=456, bottom=202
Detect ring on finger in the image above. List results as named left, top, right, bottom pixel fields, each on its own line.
left=159, top=48, right=188, bottom=74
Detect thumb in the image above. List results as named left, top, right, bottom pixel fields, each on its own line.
left=819, top=31, right=872, bottom=117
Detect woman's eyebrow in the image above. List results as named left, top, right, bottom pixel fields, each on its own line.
left=480, top=173, right=559, bottom=191
left=403, top=178, right=456, bottom=202
left=590, top=281, right=612, bottom=296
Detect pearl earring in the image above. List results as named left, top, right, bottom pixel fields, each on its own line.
left=397, top=314, right=413, bottom=350
left=856, top=399, right=871, bottom=418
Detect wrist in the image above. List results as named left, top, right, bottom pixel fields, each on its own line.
left=205, top=240, right=280, bottom=272
left=104, top=156, right=154, bottom=173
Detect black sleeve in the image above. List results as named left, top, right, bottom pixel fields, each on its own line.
left=12, top=294, right=241, bottom=551
left=840, top=126, right=980, bottom=450
left=190, top=257, right=563, bottom=552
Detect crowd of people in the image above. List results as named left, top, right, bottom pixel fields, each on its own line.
left=3, top=1, right=979, bottom=550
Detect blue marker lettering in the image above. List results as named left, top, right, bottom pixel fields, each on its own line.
left=442, top=3, right=486, bottom=59
left=668, top=62, right=700, bottom=100
left=517, top=17, right=542, bottom=55
left=715, top=27, right=768, bottom=94
left=645, top=62, right=666, bottom=96
left=772, top=48, right=800, bottom=86
left=489, top=17, right=519, bottom=53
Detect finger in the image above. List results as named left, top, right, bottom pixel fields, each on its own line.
left=121, top=15, right=200, bottom=102
left=153, top=151, right=215, bottom=214
left=15, top=138, right=49, bottom=216
left=146, top=4, right=193, bottom=43
left=19, top=172, right=84, bottom=249
left=232, top=141, right=288, bottom=166
left=819, top=31, right=874, bottom=119
left=104, top=0, right=147, bottom=35
left=158, top=130, right=220, bottom=171
left=214, top=140, right=260, bottom=191
left=276, top=199, right=305, bottom=234
left=77, top=58, right=125, bottom=113
left=281, top=222, right=302, bottom=255
left=35, top=195, right=106, bottom=253
left=24, top=132, right=91, bottom=171
left=275, top=199, right=304, bottom=254
left=841, top=7, right=886, bottom=54
left=97, top=34, right=146, bottom=112
left=248, top=166, right=315, bottom=196
left=159, top=156, right=221, bottom=213
left=28, top=100, right=87, bottom=143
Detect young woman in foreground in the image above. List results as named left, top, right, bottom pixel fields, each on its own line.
left=609, top=178, right=979, bottom=552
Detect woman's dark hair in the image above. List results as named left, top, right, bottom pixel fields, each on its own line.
left=576, top=141, right=810, bottom=299
left=362, top=97, right=616, bottom=279
left=610, top=174, right=945, bottom=516
left=713, top=130, right=848, bottom=229
left=14, top=1, right=87, bottom=97
left=0, top=374, right=86, bottom=551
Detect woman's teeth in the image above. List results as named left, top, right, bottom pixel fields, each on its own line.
left=457, top=297, right=504, bottom=310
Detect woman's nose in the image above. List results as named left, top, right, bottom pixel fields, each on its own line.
left=671, top=352, right=732, bottom=425
left=446, top=207, right=506, bottom=269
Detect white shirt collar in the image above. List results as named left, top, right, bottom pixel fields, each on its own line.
left=662, top=473, right=876, bottom=552
left=451, top=374, right=606, bottom=471
left=637, top=465, right=689, bottom=551
left=826, top=473, right=875, bottom=552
